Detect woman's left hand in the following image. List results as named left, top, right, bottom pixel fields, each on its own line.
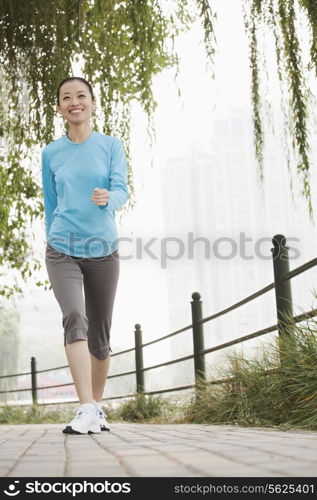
left=90, top=187, right=110, bottom=206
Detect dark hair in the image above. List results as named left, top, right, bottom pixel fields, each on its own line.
left=56, top=77, right=95, bottom=105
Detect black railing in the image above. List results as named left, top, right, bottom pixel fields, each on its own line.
left=0, top=234, right=316, bottom=407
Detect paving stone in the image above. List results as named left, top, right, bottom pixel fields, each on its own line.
left=107, top=447, right=162, bottom=457
left=1, top=423, right=317, bottom=477
left=255, top=460, right=317, bottom=476
left=120, top=455, right=195, bottom=476
left=66, top=465, right=129, bottom=477
left=8, top=464, right=65, bottom=477
left=0, top=465, right=10, bottom=476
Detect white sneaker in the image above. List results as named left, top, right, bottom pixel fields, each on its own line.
left=97, top=409, right=110, bottom=431
left=63, top=404, right=101, bottom=434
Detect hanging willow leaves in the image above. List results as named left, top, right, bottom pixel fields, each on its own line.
left=277, top=0, right=312, bottom=216
left=0, top=0, right=202, bottom=301
left=0, top=0, right=316, bottom=302
left=195, top=0, right=217, bottom=75
left=243, top=0, right=265, bottom=184
left=268, top=0, right=295, bottom=200
left=299, top=0, right=317, bottom=76
left=243, top=0, right=314, bottom=219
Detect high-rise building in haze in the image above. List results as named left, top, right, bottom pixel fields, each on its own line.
left=160, top=108, right=317, bottom=381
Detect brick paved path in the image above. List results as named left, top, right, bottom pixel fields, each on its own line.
left=0, top=423, right=316, bottom=477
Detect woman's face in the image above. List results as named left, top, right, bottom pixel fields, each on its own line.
left=56, top=80, right=96, bottom=125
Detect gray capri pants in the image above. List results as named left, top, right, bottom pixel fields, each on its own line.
left=45, top=243, right=120, bottom=360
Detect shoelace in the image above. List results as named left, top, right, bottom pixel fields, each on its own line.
left=98, top=410, right=109, bottom=421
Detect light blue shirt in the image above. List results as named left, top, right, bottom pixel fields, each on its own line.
left=41, top=130, right=129, bottom=258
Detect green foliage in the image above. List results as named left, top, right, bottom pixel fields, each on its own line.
left=243, top=0, right=315, bottom=220
left=184, top=315, right=317, bottom=430
left=195, top=0, right=217, bottom=75
left=0, top=0, right=316, bottom=301
left=243, top=3, right=265, bottom=183
left=117, top=393, right=171, bottom=422
left=0, top=0, right=206, bottom=300
left=0, top=395, right=175, bottom=424
left=277, top=0, right=312, bottom=216
left=300, top=0, right=317, bottom=76
left=0, top=403, right=76, bottom=424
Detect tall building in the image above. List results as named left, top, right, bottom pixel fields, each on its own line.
left=160, top=108, right=317, bottom=381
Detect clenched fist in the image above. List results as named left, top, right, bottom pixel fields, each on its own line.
left=90, top=187, right=110, bottom=206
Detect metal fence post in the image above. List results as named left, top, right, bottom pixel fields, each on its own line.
left=191, top=292, right=206, bottom=388
left=31, top=356, right=38, bottom=405
left=134, top=323, right=144, bottom=394
left=271, top=234, right=294, bottom=364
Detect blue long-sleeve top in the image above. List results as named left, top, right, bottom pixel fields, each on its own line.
left=41, top=130, right=129, bottom=258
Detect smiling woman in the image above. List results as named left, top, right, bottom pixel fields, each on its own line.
left=41, top=76, right=129, bottom=435
left=56, top=77, right=97, bottom=143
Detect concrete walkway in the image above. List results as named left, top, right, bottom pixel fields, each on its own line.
left=0, top=423, right=316, bottom=477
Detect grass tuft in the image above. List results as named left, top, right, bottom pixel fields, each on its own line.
left=183, top=314, right=317, bottom=430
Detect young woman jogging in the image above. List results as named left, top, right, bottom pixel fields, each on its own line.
left=41, top=76, right=129, bottom=434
